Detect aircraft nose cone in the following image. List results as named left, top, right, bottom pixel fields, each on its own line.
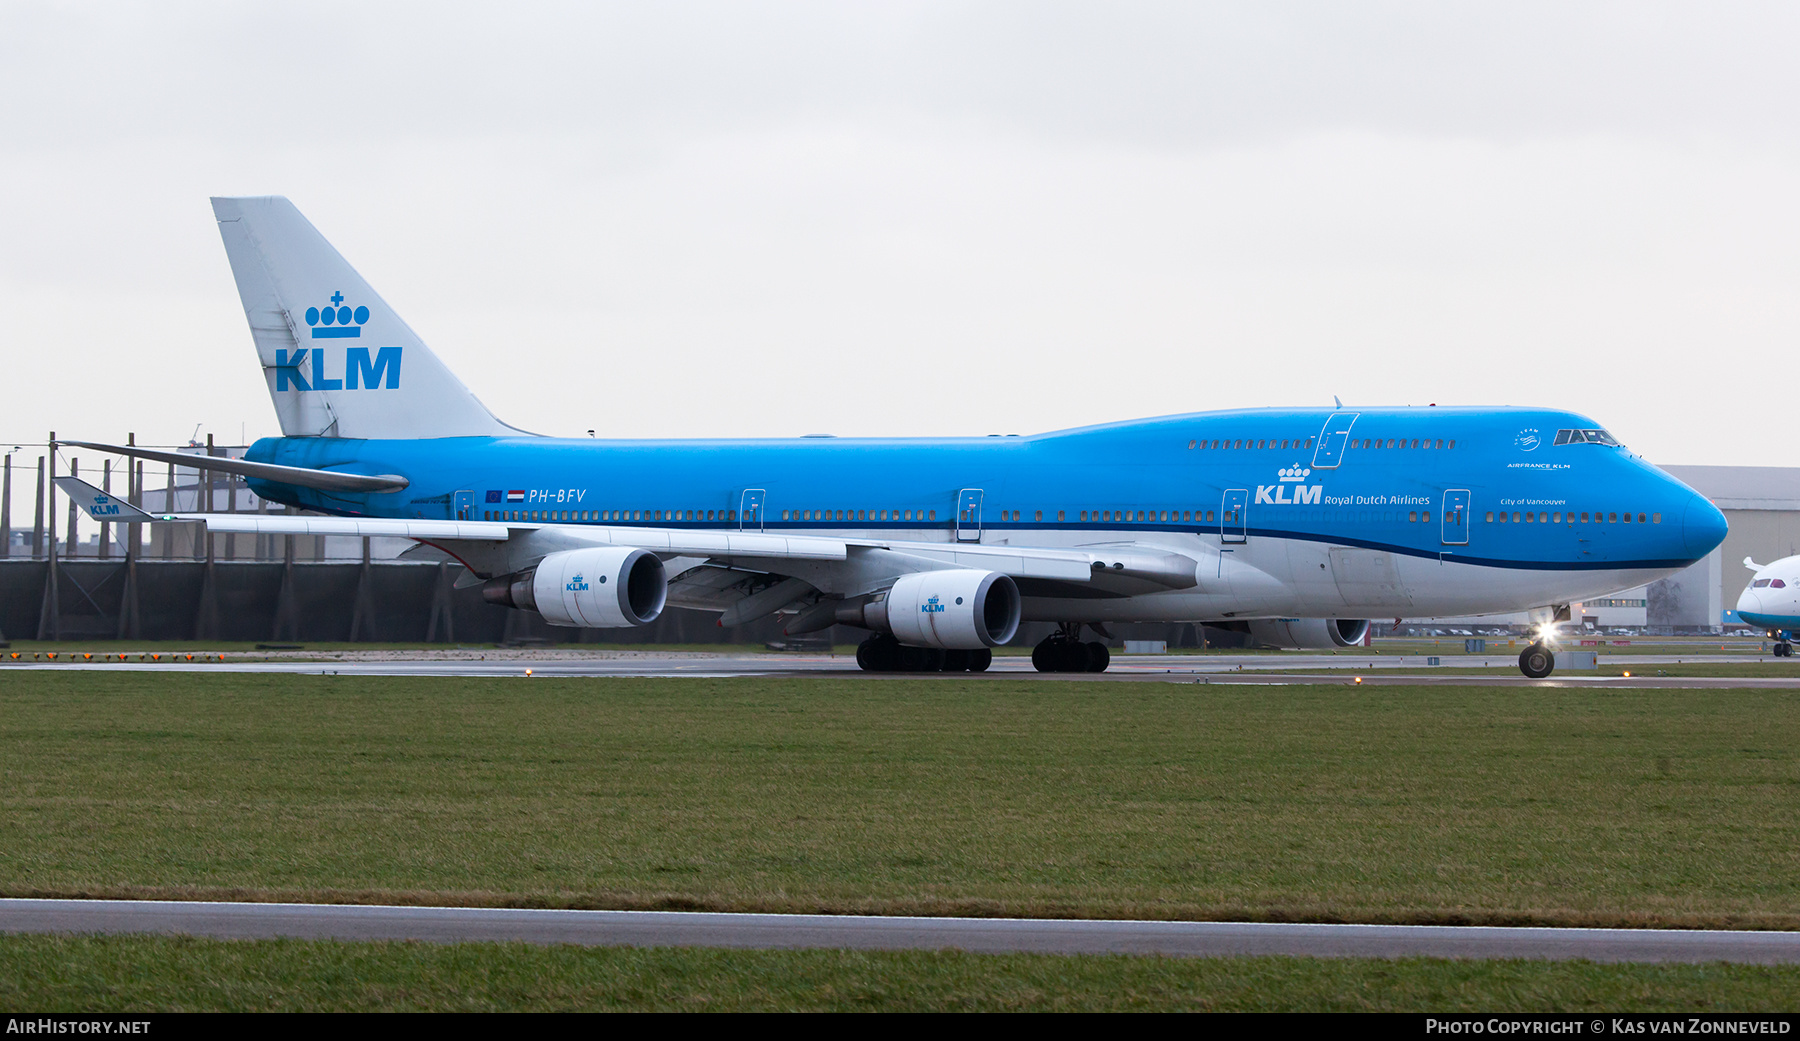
left=1682, top=493, right=1728, bottom=559
left=1738, top=586, right=1764, bottom=618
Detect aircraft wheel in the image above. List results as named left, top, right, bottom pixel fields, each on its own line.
left=942, top=649, right=971, bottom=672
left=857, top=635, right=899, bottom=672
left=1085, top=641, right=1110, bottom=673
left=893, top=645, right=935, bottom=672
left=1518, top=642, right=1555, bottom=679
left=1034, top=637, right=1086, bottom=672
left=1778, top=642, right=1793, bottom=658
left=968, top=648, right=993, bottom=673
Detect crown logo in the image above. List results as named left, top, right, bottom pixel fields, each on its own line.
left=1278, top=464, right=1312, bottom=482
left=305, top=291, right=369, bottom=339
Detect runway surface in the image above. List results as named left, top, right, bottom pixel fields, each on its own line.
left=6, top=649, right=1800, bottom=686
left=3, top=899, right=1796, bottom=963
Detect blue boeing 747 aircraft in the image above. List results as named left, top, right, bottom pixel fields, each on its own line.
left=57, top=197, right=1727, bottom=677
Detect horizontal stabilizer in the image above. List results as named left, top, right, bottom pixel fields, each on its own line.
left=64, top=441, right=409, bottom=493
left=53, top=478, right=155, bottom=522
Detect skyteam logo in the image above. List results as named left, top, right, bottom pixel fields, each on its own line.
left=922, top=596, right=945, bottom=614
left=1515, top=428, right=1542, bottom=452
left=1256, top=465, right=1322, bottom=505
left=305, top=291, right=369, bottom=338
left=567, top=574, right=590, bottom=593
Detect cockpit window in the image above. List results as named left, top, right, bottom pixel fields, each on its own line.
left=1553, top=428, right=1621, bottom=447
left=1775, top=579, right=1788, bottom=589
left=1753, top=579, right=1772, bottom=588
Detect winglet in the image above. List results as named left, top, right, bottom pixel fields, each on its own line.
left=53, top=478, right=157, bottom=522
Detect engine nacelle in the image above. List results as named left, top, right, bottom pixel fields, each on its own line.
left=1246, top=618, right=1370, bottom=649
left=872, top=570, right=1021, bottom=649
left=481, top=547, right=667, bottom=628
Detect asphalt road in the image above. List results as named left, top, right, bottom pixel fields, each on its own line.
left=3, top=899, right=1798, bottom=963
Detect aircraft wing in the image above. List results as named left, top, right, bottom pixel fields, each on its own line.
left=57, top=476, right=1197, bottom=590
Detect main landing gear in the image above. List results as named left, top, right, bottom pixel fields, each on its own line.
left=855, top=633, right=993, bottom=673
left=1032, top=623, right=1111, bottom=673
left=1518, top=642, right=1555, bottom=679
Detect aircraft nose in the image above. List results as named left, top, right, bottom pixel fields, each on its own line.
left=1682, top=493, right=1728, bottom=559
left=1738, top=586, right=1764, bottom=617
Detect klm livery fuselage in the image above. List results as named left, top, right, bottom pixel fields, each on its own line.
left=245, top=405, right=1725, bottom=622
left=42, top=196, right=1723, bottom=676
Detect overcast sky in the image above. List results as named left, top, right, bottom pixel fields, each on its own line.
left=3, top=1, right=1797, bottom=463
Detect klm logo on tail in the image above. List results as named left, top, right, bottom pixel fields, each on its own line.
left=274, top=346, right=403, bottom=392
left=305, top=291, right=369, bottom=339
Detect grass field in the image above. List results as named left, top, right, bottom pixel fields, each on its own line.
left=4, top=934, right=1799, bottom=1012
left=2, top=672, right=1797, bottom=929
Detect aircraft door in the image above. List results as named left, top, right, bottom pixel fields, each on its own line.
left=1441, top=489, right=1470, bottom=545
left=738, top=489, right=766, bottom=531
left=956, top=488, right=984, bottom=542
left=1311, top=412, right=1360, bottom=469
left=453, top=490, right=475, bottom=520
left=1221, top=488, right=1248, bottom=544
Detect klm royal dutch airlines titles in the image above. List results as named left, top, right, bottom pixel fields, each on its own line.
left=55, top=197, right=1727, bottom=677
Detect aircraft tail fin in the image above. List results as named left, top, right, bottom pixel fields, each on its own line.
left=210, top=196, right=525, bottom=439
left=54, top=477, right=156, bottom=523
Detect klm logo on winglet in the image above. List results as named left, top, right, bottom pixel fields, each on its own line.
left=274, top=346, right=403, bottom=392
left=90, top=494, right=121, bottom=517
left=305, top=291, right=369, bottom=339
left=1256, top=465, right=1323, bottom=506
left=922, top=596, right=945, bottom=614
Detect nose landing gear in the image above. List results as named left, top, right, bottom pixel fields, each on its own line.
left=1518, top=642, right=1556, bottom=679
left=1517, top=605, right=1570, bottom=678
left=1769, top=630, right=1794, bottom=657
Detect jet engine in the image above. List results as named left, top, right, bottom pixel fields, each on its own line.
left=481, top=547, right=667, bottom=627
left=862, top=570, right=1021, bottom=649
left=1246, top=618, right=1370, bottom=649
